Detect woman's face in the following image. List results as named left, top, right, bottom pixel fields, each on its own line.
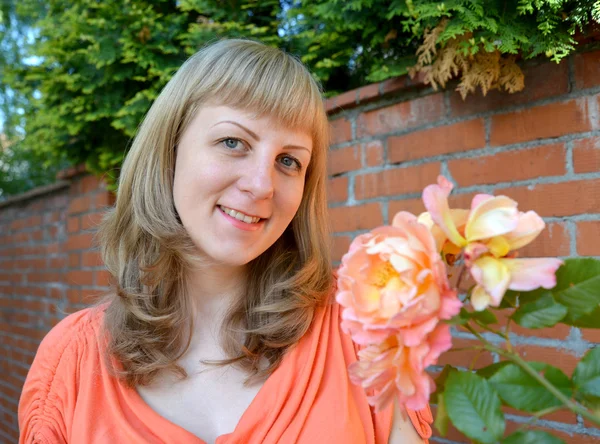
left=173, top=105, right=313, bottom=267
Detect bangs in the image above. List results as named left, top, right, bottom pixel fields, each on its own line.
left=187, top=40, right=327, bottom=139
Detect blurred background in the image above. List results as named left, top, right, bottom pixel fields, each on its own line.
left=1, top=1, right=600, bottom=443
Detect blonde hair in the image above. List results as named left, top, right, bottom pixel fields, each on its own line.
left=96, top=38, right=333, bottom=387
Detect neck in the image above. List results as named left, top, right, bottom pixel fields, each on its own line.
left=184, top=262, right=247, bottom=330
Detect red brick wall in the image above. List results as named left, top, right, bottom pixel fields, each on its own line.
left=0, top=168, right=113, bottom=442
left=0, top=47, right=598, bottom=443
left=326, top=48, right=600, bottom=443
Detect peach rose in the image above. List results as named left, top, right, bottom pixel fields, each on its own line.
left=348, top=324, right=453, bottom=412
left=336, top=211, right=462, bottom=347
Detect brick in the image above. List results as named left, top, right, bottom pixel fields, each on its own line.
left=327, top=145, right=361, bottom=175
left=334, top=89, right=358, bottom=110
left=490, top=98, right=592, bottom=146
left=80, top=211, right=105, bottom=231
left=50, top=288, right=64, bottom=300
left=573, top=136, right=600, bottom=174
left=67, top=216, right=80, bottom=234
left=80, top=175, right=101, bottom=194
left=26, top=272, right=59, bottom=284
left=331, top=236, right=352, bottom=262
left=66, top=270, right=94, bottom=286
left=68, top=253, right=81, bottom=268
left=82, top=251, right=103, bottom=267
left=491, top=307, right=571, bottom=340
left=574, top=50, right=600, bottom=89
left=356, top=94, right=445, bottom=137
left=354, top=163, right=441, bottom=200
left=449, top=143, right=566, bottom=187
left=95, top=192, right=112, bottom=209
left=449, top=60, right=569, bottom=117
left=389, top=119, right=486, bottom=162
left=491, top=179, right=600, bottom=218
left=48, top=257, right=67, bottom=269
left=364, top=140, right=384, bottom=167
left=437, top=337, right=494, bottom=369
left=580, top=328, right=600, bottom=343
left=94, top=270, right=112, bottom=287
left=329, top=118, right=352, bottom=145
left=510, top=344, right=579, bottom=375
left=9, top=219, right=26, bottom=231
left=24, top=215, right=42, bottom=228
left=327, top=176, right=348, bottom=204
left=66, top=289, right=81, bottom=304
left=329, top=203, right=384, bottom=233
left=388, top=198, right=426, bottom=219
left=517, top=222, right=570, bottom=258
left=65, top=233, right=94, bottom=251
left=576, top=221, right=600, bottom=256
left=47, top=226, right=59, bottom=238
left=358, top=83, right=379, bottom=102
left=67, top=196, right=91, bottom=215
left=43, top=211, right=60, bottom=224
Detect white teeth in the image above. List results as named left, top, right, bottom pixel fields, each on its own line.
left=220, top=206, right=260, bottom=224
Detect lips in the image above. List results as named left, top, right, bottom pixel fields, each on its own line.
left=218, top=205, right=268, bottom=220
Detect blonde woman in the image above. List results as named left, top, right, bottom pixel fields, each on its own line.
left=18, top=39, right=432, bottom=444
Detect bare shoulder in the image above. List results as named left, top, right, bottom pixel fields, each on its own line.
left=387, top=399, right=427, bottom=444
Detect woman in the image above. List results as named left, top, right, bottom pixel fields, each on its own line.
left=18, top=39, right=432, bottom=443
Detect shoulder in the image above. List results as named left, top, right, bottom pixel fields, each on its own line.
left=18, top=306, right=105, bottom=442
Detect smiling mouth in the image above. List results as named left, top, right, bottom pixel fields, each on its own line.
left=218, top=205, right=265, bottom=224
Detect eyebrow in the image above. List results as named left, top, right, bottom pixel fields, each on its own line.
left=212, top=120, right=312, bottom=154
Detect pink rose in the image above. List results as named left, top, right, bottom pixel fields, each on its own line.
left=348, top=324, right=453, bottom=412
left=336, top=211, right=461, bottom=347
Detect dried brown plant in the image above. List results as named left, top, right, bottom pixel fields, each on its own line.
left=409, top=20, right=525, bottom=99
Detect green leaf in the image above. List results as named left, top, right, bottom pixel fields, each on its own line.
left=472, top=309, right=498, bottom=325
left=502, top=430, right=565, bottom=444
left=489, top=362, right=572, bottom=412
left=512, top=293, right=567, bottom=329
left=431, top=365, right=453, bottom=404
left=563, top=305, right=600, bottom=328
left=476, top=361, right=511, bottom=379
left=448, top=307, right=497, bottom=325
left=434, top=392, right=449, bottom=436
left=573, top=347, right=600, bottom=408
left=552, top=258, right=600, bottom=318
left=444, top=371, right=505, bottom=443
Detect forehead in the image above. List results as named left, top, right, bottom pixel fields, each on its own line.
left=192, top=105, right=313, bottom=145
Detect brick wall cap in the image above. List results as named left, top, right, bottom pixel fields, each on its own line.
left=0, top=180, right=70, bottom=209
left=56, top=163, right=87, bottom=180
left=326, top=71, right=427, bottom=116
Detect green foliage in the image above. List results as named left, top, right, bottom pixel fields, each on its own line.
left=290, top=0, right=599, bottom=92
left=573, top=347, right=600, bottom=409
left=3, top=0, right=286, bottom=191
left=1, top=0, right=598, bottom=194
left=489, top=362, right=572, bottom=412
left=444, top=370, right=505, bottom=443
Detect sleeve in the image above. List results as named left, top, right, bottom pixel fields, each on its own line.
left=18, top=310, right=90, bottom=444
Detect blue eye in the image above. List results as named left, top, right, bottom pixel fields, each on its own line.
left=280, top=155, right=302, bottom=171
left=223, top=138, right=240, bottom=149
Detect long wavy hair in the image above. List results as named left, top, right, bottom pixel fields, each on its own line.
left=95, top=39, right=333, bottom=387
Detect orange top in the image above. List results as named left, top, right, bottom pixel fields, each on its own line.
left=19, top=301, right=432, bottom=444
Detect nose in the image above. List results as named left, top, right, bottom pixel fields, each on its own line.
left=237, top=156, right=275, bottom=200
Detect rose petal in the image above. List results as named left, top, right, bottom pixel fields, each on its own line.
left=465, top=195, right=519, bottom=242
left=503, top=257, right=564, bottom=291
left=503, top=211, right=546, bottom=251
left=422, top=176, right=467, bottom=247
left=470, top=256, right=510, bottom=304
